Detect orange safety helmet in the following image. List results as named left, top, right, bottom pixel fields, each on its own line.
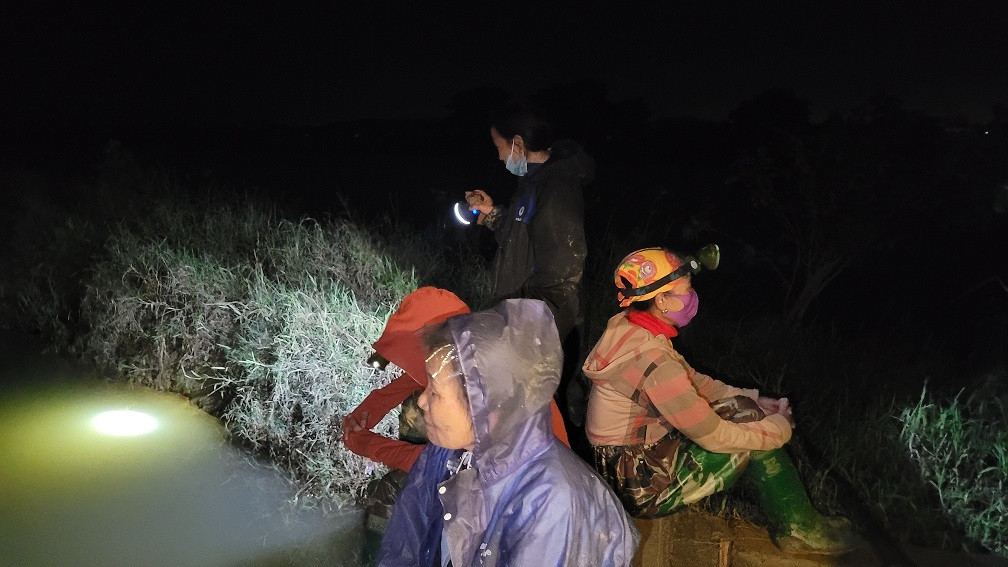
left=615, top=247, right=694, bottom=307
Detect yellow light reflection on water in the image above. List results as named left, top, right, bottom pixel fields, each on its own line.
left=0, top=353, right=359, bottom=565
left=0, top=383, right=227, bottom=489
left=91, top=409, right=159, bottom=436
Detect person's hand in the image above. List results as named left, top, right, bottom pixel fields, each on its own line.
left=757, top=396, right=794, bottom=428
left=756, top=396, right=780, bottom=414
left=465, top=190, right=493, bottom=225
left=342, top=410, right=369, bottom=444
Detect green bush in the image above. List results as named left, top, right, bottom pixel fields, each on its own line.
left=901, top=386, right=1008, bottom=556
left=0, top=164, right=490, bottom=514
left=664, top=313, right=1006, bottom=554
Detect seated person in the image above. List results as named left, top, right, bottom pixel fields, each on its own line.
left=342, top=288, right=570, bottom=472
left=342, top=287, right=470, bottom=474
left=583, top=247, right=861, bottom=555
left=342, top=287, right=571, bottom=549
left=378, top=299, right=638, bottom=567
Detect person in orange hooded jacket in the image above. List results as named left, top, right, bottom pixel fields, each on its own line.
left=343, top=287, right=570, bottom=562
left=342, top=286, right=569, bottom=474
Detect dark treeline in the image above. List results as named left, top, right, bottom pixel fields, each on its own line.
left=6, top=83, right=1006, bottom=380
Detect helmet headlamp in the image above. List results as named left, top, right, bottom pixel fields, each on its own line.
left=366, top=352, right=389, bottom=371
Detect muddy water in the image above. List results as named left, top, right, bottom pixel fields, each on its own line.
left=0, top=333, right=367, bottom=567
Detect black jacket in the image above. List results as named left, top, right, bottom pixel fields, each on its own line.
left=485, top=139, right=593, bottom=339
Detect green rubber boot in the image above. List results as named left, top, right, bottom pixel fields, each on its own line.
left=744, top=449, right=863, bottom=555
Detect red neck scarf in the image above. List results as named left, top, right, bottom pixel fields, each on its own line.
left=626, top=309, right=678, bottom=339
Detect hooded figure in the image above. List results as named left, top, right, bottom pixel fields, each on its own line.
left=343, top=288, right=570, bottom=473
left=342, top=287, right=470, bottom=472
left=377, top=299, right=638, bottom=567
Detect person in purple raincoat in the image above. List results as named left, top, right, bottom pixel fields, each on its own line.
left=377, top=299, right=638, bottom=567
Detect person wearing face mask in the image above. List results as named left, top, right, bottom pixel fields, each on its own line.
left=582, top=248, right=863, bottom=556
left=464, top=101, right=594, bottom=457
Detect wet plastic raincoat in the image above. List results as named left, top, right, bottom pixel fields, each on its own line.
left=377, top=299, right=638, bottom=567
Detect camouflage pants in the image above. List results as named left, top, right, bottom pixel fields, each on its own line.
left=361, top=469, right=409, bottom=565
left=593, top=433, right=750, bottom=518
left=361, top=391, right=426, bottom=564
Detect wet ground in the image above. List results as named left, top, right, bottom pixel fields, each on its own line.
left=0, top=331, right=366, bottom=567
left=632, top=506, right=1008, bottom=567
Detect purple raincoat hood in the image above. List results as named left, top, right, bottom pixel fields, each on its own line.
left=447, top=298, right=560, bottom=483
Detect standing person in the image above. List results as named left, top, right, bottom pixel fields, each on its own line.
left=377, top=299, right=638, bottom=567
left=582, top=247, right=862, bottom=555
left=464, top=101, right=592, bottom=451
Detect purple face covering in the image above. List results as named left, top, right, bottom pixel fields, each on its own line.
left=668, top=288, right=699, bottom=327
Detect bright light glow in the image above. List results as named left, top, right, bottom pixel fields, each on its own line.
left=91, top=410, right=159, bottom=436
left=453, top=202, right=473, bottom=225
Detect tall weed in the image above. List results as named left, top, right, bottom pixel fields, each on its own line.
left=901, top=386, right=1008, bottom=556
left=664, top=313, right=995, bottom=552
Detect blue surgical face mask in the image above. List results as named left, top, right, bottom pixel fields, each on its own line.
left=505, top=140, right=528, bottom=176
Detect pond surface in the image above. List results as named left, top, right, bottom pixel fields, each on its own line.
left=0, top=333, right=367, bottom=567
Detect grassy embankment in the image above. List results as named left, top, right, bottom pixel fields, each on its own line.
left=2, top=161, right=1004, bottom=557
left=0, top=162, right=490, bottom=514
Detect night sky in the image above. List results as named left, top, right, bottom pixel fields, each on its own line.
left=3, top=3, right=1006, bottom=138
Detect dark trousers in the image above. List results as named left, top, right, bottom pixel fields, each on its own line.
left=556, top=324, right=594, bottom=464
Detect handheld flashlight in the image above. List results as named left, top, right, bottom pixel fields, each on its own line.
left=452, top=202, right=479, bottom=225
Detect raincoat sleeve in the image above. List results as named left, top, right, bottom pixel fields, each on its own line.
left=343, top=374, right=425, bottom=472
left=343, top=430, right=425, bottom=473
left=643, top=355, right=791, bottom=453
